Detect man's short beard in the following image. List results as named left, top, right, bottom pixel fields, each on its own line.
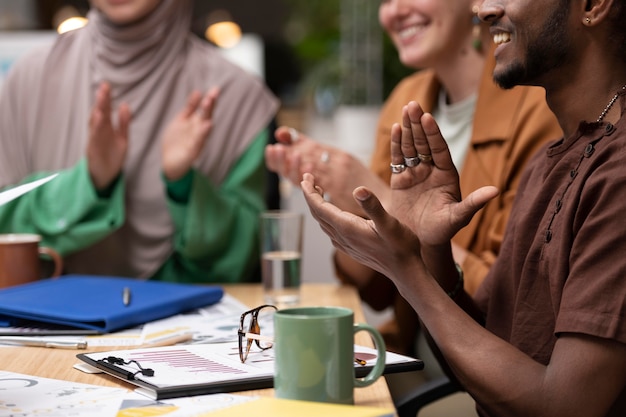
left=494, top=62, right=526, bottom=90
left=492, top=0, right=570, bottom=90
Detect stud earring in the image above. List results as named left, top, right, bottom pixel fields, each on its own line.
left=472, top=5, right=482, bottom=52
left=585, top=17, right=591, bottom=24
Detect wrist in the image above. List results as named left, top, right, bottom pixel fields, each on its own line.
left=447, top=263, right=464, bottom=300
left=163, top=169, right=193, bottom=203
left=95, top=173, right=121, bottom=198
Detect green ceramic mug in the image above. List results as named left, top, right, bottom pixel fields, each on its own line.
left=273, top=306, right=386, bottom=405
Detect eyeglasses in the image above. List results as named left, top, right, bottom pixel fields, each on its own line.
left=238, top=304, right=277, bottom=363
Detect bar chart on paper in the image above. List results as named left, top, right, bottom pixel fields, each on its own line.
left=129, top=348, right=249, bottom=375
left=77, top=343, right=276, bottom=399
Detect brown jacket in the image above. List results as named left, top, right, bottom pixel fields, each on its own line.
left=337, top=53, right=563, bottom=355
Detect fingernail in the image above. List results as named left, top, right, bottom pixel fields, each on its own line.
left=354, top=187, right=369, bottom=201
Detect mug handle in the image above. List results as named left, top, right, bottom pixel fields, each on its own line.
left=353, top=322, right=386, bottom=388
left=38, top=246, right=63, bottom=278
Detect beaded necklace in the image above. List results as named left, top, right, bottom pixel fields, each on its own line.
left=596, top=85, right=626, bottom=123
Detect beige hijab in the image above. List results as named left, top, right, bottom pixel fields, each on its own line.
left=0, top=0, right=278, bottom=277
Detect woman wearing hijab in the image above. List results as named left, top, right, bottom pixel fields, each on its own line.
left=0, top=0, right=279, bottom=283
left=265, top=0, right=562, bottom=355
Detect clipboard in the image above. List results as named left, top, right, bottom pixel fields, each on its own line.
left=76, top=343, right=424, bottom=400
left=0, top=275, right=223, bottom=333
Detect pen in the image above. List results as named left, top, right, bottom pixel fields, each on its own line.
left=123, top=287, right=131, bottom=307
left=139, top=333, right=193, bottom=348
left=0, top=336, right=87, bottom=349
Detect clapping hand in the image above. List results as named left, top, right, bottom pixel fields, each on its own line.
left=266, top=127, right=390, bottom=216
left=301, top=172, right=422, bottom=281
left=265, top=126, right=311, bottom=186
left=300, top=101, right=498, bottom=284
left=389, top=101, right=498, bottom=247
left=87, top=82, right=131, bottom=191
left=162, top=87, right=219, bottom=181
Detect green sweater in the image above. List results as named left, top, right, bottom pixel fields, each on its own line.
left=0, top=131, right=268, bottom=284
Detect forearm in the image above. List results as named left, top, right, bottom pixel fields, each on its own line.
left=454, top=243, right=493, bottom=296
left=398, top=261, right=624, bottom=417
left=395, top=264, right=536, bottom=414
left=420, top=242, right=460, bottom=294
left=420, top=242, right=485, bottom=323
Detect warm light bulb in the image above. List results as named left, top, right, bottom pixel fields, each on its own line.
left=57, top=17, right=88, bottom=34
left=205, top=21, right=242, bottom=49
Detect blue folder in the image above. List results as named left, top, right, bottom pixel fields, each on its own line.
left=0, top=275, right=223, bottom=333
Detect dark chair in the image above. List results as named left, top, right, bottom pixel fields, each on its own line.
left=394, top=375, right=462, bottom=417
left=392, top=328, right=468, bottom=417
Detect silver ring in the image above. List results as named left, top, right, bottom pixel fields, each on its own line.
left=418, top=153, right=433, bottom=162
left=404, top=156, right=421, bottom=167
left=390, top=163, right=406, bottom=174
left=320, top=151, right=330, bottom=163
left=288, top=127, right=299, bottom=142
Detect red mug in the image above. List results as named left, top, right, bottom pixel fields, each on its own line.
left=0, top=234, right=63, bottom=288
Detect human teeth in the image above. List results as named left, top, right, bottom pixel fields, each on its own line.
left=399, top=26, right=421, bottom=39
left=493, top=32, right=511, bottom=45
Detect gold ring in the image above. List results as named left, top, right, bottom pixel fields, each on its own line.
left=417, top=153, right=433, bottom=162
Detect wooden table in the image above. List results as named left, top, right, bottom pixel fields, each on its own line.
left=0, top=283, right=397, bottom=412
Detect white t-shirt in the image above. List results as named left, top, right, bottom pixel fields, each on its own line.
left=431, top=89, right=477, bottom=170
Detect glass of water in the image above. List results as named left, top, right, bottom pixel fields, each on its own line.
left=260, top=211, right=304, bottom=307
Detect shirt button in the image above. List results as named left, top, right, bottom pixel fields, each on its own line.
left=584, top=143, right=594, bottom=157
left=545, top=230, right=552, bottom=243
left=570, top=169, right=577, bottom=178
left=56, top=219, right=67, bottom=229
left=555, top=199, right=562, bottom=212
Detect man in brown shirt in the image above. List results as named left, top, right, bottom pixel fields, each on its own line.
left=300, top=0, right=626, bottom=415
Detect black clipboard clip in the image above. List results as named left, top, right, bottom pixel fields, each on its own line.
left=96, top=356, right=155, bottom=380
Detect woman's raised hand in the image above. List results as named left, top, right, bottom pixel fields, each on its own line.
left=87, top=82, right=131, bottom=191
left=162, top=87, right=219, bottom=181
left=266, top=126, right=390, bottom=216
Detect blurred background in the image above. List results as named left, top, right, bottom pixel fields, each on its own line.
left=0, top=0, right=413, bottom=120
